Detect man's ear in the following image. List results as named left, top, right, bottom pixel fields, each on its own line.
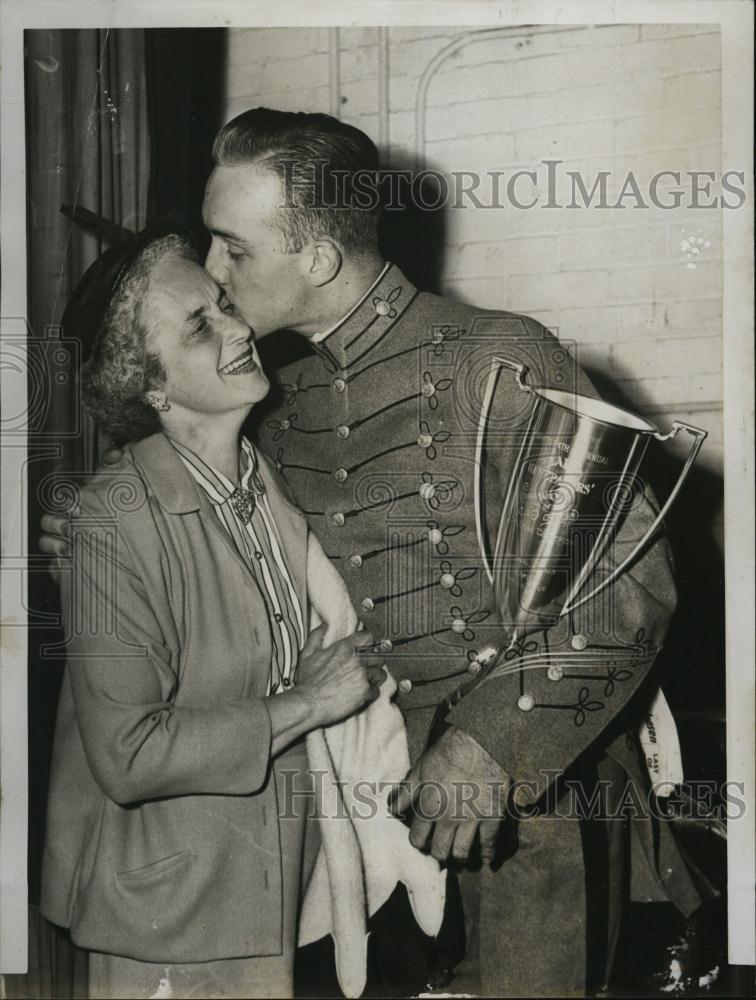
left=304, top=238, right=343, bottom=287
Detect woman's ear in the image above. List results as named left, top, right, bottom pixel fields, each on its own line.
left=305, top=238, right=343, bottom=287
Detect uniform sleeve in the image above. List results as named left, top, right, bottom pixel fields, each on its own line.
left=447, top=321, right=677, bottom=805
left=62, top=491, right=273, bottom=806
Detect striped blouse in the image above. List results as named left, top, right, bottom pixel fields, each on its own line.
left=171, top=436, right=306, bottom=695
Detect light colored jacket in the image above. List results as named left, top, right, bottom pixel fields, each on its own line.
left=40, top=432, right=308, bottom=963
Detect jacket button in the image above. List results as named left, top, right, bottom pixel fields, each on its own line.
left=440, top=572, right=456, bottom=589
left=334, top=467, right=348, bottom=482
left=518, top=694, right=535, bottom=712
left=422, top=382, right=436, bottom=398
left=547, top=664, right=564, bottom=681
left=380, top=638, right=393, bottom=653
left=336, top=425, right=350, bottom=439
left=428, top=528, right=443, bottom=546
left=451, top=617, right=467, bottom=634
left=468, top=660, right=481, bottom=674
left=417, top=433, right=433, bottom=448
left=375, top=299, right=391, bottom=316
left=333, top=377, right=346, bottom=392
left=349, top=554, right=363, bottom=568
left=398, top=678, right=412, bottom=693
left=361, top=598, right=375, bottom=613
left=571, top=633, right=588, bottom=651
left=331, top=512, right=345, bottom=526
left=419, top=483, right=436, bottom=500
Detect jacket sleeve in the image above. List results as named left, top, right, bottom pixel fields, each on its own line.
left=62, top=491, right=273, bottom=806
left=447, top=322, right=677, bottom=805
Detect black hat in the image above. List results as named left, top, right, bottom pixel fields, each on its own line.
left=60, top=206, right=197, bottom=361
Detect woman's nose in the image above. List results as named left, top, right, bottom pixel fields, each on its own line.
left=223, top=310, right=252, bottom=344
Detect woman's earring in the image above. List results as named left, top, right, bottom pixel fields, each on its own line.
left=146, top=393, right=171, bottom=413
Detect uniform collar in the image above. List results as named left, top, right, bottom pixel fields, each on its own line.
left=311, top=262, right=418, bottom=372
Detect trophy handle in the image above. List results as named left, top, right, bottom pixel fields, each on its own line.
left=475, top=358, right=532, bottom=585
left=562, top=421, right=708, bottom=615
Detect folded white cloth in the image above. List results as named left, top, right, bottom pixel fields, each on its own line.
left=299, top=533, right=446, bottom=998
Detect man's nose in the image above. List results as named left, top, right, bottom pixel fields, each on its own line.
left=205, top=241, right=228, bottom=285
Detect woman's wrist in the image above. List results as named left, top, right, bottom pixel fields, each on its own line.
left=265, top=686, right=324, bottom=755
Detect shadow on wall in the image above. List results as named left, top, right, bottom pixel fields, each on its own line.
left=379, top=151, right=448, bottom=294
left=587, top=369, right=725, bottom=717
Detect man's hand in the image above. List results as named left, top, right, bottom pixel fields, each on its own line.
left=39, top=447, right=124, bottom=562
left=389, top=725, right=509, bottom=864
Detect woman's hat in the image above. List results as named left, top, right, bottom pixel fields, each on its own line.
left=60, top=207, right=197, bottom=360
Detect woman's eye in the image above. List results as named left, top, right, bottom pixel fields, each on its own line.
left=193, top=319, right=209, bottom=338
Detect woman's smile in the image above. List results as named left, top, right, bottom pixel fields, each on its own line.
left=218, top=345, right=257, bottom=375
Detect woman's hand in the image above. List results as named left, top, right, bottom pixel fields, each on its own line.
left=296, top=623, right=386, bottom=727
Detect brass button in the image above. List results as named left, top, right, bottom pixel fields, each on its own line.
left=419, top=482, right=436, bottom=500
left=547, top=664, right=564, bottom=682
left=422, top=382, right=436, bottom=398
left=380, top=638, right=393, bottom=653
left=451, top=617, right=467, bottom=634
left=398, top=678, right=412, bottom=694
left=518, top=694, right=535, bottom=712
left=417, top=432, right=433, bottom=448
left=361, top=597, right=375, bottom=613
left=375, top=299, right=391, bottom=316
left=334, top=467, right=348, bottom=482
left=571, top=633, right=588, bottom=651
left=333, top=377, right=346, bottom=393
left=440, top=572, right=456, bottom=590
left=349, top=554, right=363, bottom=568
left=331, top=512, right=345, bottom=527
left=468, top=660, right=481, bottom=674
left=336, top=424, right=350, bottom=439
left=428, top=528, right=443, bottom=546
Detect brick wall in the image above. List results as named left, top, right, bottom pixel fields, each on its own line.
left=223, top=24, right=723, bottom=544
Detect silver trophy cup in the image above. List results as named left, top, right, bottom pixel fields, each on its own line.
left=474, top=358, right=707, bottom=656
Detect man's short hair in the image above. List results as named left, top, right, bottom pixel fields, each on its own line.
left=212, top=107, right=381, bottom=257
left=82, top=233, right=198, bottom=445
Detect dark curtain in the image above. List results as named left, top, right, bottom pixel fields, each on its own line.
left=12, top=27, right=227, bottom=1000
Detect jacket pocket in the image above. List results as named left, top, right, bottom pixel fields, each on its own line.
left=116, top=850, right=192, bottom=884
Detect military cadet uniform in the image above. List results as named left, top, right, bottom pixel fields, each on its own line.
left=254, top=263, right=701, bottom=996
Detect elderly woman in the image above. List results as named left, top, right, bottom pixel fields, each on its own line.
left=40, top=224, right=385, bottom=1000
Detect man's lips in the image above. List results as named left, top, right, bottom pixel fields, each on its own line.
left=218, top=347, right=257, bottom=375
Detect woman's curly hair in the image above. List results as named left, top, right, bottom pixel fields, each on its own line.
left=81, top=233, right=198, bottom=445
